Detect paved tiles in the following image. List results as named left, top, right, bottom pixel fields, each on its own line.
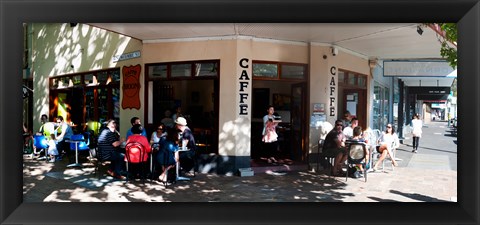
left=23, top=121, right=457, bottom=202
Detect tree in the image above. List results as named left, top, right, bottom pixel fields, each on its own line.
left=426, top=23, right=457, bottom=69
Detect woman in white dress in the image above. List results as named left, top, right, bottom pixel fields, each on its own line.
left=411, top=113, right=423, bottom=153
left=372, top=123, right=399, bottom=171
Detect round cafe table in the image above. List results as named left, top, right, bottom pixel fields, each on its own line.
left=65, top=139, right=83, bottom=168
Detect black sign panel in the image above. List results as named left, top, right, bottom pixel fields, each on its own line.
left=408, top=87, right=450, bottom=95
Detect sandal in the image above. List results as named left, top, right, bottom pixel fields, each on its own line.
left=392, top=161, right=398, bottom=167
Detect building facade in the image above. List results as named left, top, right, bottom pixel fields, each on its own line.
left=25, top=23, right=399, bottom=174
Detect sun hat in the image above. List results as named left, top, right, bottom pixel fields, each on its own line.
left=175, top=117, right=187, bottom=126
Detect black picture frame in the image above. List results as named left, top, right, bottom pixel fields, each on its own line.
left=1, top=1, right=478, bottom=225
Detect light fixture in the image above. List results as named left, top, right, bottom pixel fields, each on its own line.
left=417, top=26, right=423, bottom=35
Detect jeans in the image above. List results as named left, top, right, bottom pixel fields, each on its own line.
left=412, top=136, right=420, bottom=150
left=109, top=151, right=125, bottom=175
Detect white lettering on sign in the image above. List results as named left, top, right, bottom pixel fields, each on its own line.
left=329, top=66, right=337, bottom=117
left=113, top=51, right=141, bottom=62
left=238, top=58, right=250, bottom=116
left=383, top=61, right=454, bottom=77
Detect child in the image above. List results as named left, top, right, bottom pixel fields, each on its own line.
left=47, top=134, right=58, bottom=162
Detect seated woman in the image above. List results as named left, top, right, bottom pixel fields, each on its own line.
left=372, top=123, right=399, bottom=171
left=150, top=123, right=167, bottom=145
left=155, top=126, right=179, bottom=182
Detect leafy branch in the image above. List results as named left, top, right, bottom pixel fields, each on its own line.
left=425, top=23, right=457, bottom=69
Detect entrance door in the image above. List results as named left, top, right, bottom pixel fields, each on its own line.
left=343, top=89, right=367, bottom=129
left=291, top=82, right=306, bottom=161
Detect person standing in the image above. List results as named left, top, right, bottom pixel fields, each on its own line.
left=261, top=105, right=280, bottom=163
left=411, top=113, right=423, bottom=153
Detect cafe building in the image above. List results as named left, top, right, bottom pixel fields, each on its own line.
left=26, top=23, right=431, bottom=174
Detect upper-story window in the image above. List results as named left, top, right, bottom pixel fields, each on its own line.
left=146, top=60, right=219, bottom=80
left=338, top=69, right=367, bottom=89
left=252, top=61, right=307, bottom=80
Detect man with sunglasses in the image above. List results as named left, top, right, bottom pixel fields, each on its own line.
left=322, top=119, right=348, bottom=176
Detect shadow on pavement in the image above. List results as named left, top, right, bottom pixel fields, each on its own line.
left=389, top=190, right=450, bottom=202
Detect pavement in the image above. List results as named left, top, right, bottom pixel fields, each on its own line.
left=23, top=120, right=457, bottom=202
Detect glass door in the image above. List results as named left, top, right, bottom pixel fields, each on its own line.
left=291, top=82, right=306, bottom=161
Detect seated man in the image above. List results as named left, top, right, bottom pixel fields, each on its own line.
left=97, top=119, right=126, bottom=179
left=322, top=119, right=347, bottom=176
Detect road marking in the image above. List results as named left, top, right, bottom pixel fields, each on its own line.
left=434, top=133, right=442, bottom=135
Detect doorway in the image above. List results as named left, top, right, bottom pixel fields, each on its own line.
left=251, top=81, right=307, bottom=164
left=343, top=89, right=367, bottom=129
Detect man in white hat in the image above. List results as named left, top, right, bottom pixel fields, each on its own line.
left=175, top=117, right=196, bottom=174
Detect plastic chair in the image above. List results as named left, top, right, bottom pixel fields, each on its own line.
left=317, top=139, right=335, bottom=176
left=345, top=141, right=368, bottom=182
left=124, top=141, right=149, bottom=182
left=33, top=135, right=49, bottom=161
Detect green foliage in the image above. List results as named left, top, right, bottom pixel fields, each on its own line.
left=436, top=23, right=457, bottom=69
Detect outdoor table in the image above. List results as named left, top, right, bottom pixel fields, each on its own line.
left=65, top=140, right=83, bottom=168
left=176, top=147, right=191, bottom=181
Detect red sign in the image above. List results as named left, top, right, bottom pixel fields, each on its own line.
left=122, top=64, right=141, bottom=110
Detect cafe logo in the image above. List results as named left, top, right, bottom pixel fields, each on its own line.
left=122, top=64, right=141, bottom=110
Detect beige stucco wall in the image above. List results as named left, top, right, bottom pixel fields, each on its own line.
left=308, top=45, right=371, bottom=161
left=31, top=23, right=142, bottom=136
left=31, top=24, right=371, bottom=160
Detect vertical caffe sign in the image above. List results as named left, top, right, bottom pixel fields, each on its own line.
left=122, top=64, right=141, bottom=110
left=329, top=66, right=337, bottom=117
left=238, top=58, right=250, bottom=116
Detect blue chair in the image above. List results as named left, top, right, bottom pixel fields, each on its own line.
left=33, top=135, right=49, bottom=161
left=68, top=133, right=91, bottom=168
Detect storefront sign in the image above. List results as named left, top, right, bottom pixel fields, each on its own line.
left=122, top=64, right=141, bottom=110
left=238, top=58, right=250, bottom=116
left=383, top=61, right=454, bottom=77
left=329, top=66, right=337, bottom=116
left=113, top=51, right=141, bottom=62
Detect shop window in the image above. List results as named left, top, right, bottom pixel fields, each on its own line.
left=49, top=68, right=120, bottom=126
left=111, top=70, right=121, bottom=83
left=72, top=75, right=82, bottom=86
left=148, top=64, right=167, bottom=79
left=252, top=61, right=307, bottom=80
left=195, top=62, right=218, bottom=77
left=97, top=71, right=109, bottom=85
left=280, top=64, right=305, bottom=79
left=338, top=69, right=367, bottom=88
left=373, top=82, right=390, bottom=130
left=253, top=63, right=278, bottom=78
left=338, top=70, right=346, bottom=84
left=85, top=74, right=96, bottom=85
left=171, top=63, right=192, bottom=78
left=358, top=75, right=367, bottom=88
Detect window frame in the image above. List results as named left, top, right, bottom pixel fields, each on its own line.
left=252, top=60, right=307, bottom=81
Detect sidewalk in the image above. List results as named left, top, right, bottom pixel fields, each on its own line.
left=23, top=121, right=457, bottom=202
